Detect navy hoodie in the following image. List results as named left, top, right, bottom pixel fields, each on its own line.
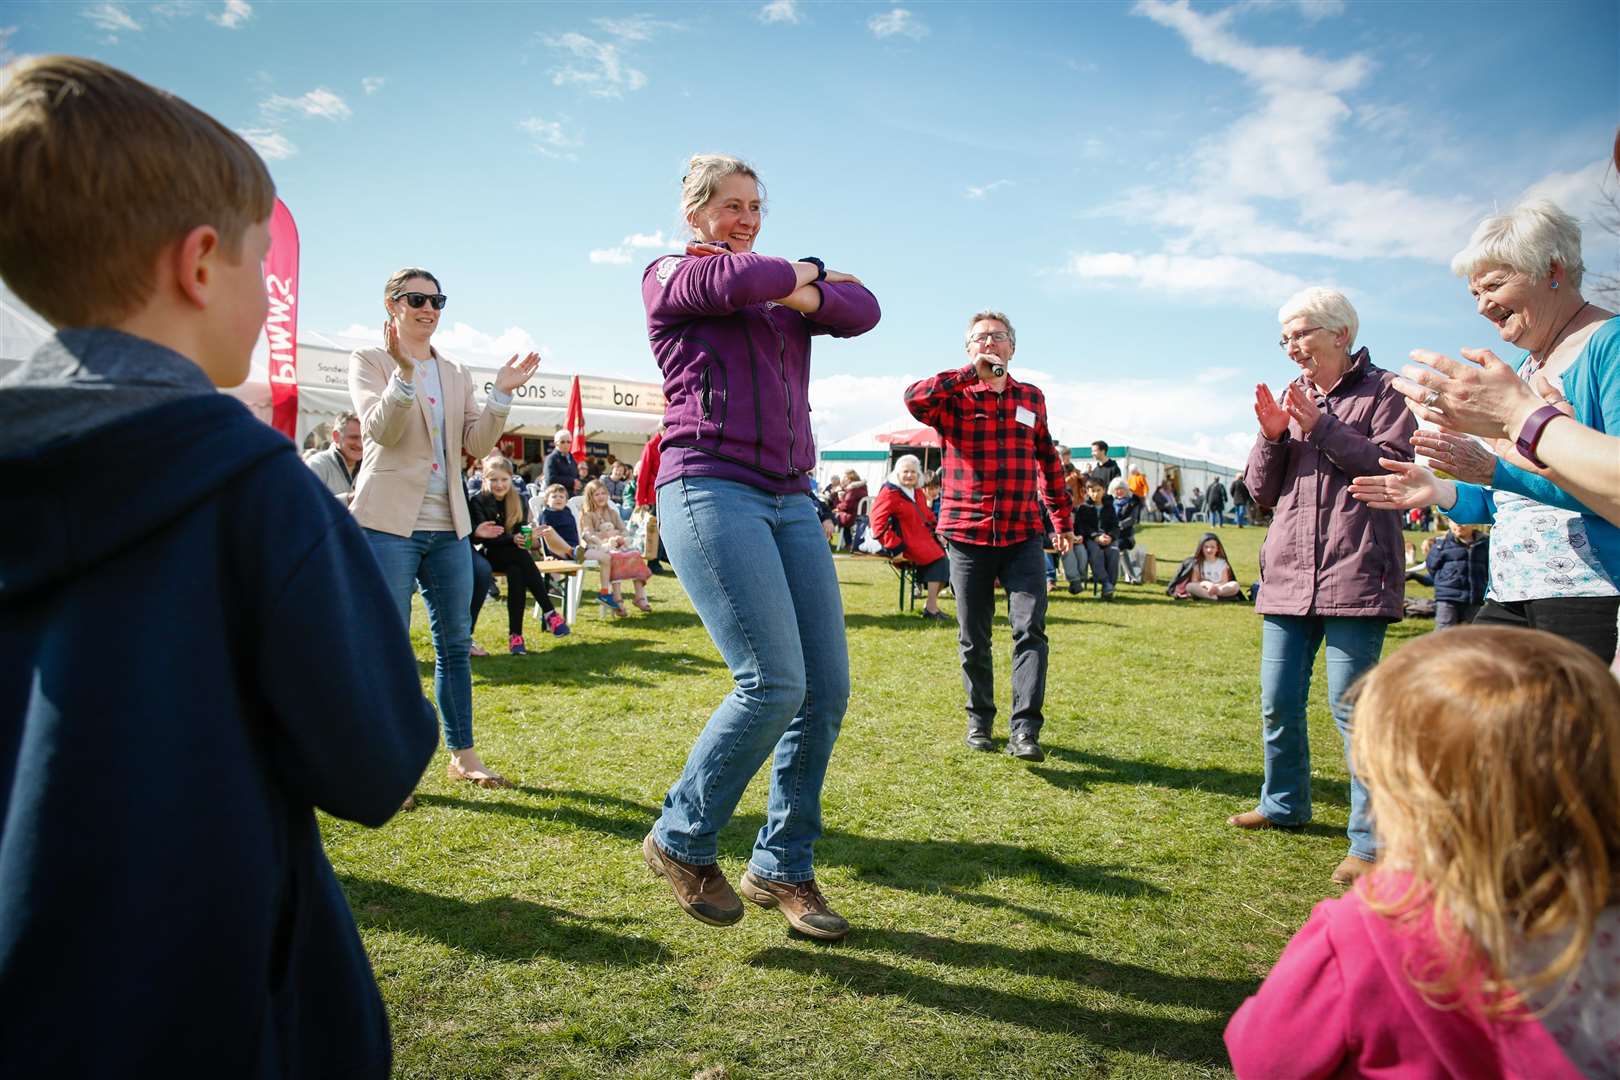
left=0, top=333, right=437, bottom=1077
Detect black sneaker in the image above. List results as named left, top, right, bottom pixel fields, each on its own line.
left=964, top=731, right=994, bottom=752
left=1007, top=734, right=1045, bottom=761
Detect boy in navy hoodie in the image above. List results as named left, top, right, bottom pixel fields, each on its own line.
left=1424, top=521, right=1490, bottom=631
left=0, top=56, right=436, bottom=1077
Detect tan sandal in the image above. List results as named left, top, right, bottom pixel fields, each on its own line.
left=446, top=761, right=513, bottom=789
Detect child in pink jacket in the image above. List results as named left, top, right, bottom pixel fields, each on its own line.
left=1225, top=625, right=1619, bottom=1079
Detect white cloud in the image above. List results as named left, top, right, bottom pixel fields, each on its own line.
left=589, top=230, right=672, bottom=265
left=758, top=0, right=801, bottom=24
left=1293, top=0, right=1345, bottom=20
left=339, top=321, right=543, bottom=363
left=238, top=128, right=296, bottom=160
left=592, top=14, right=683, bottom=41
left=518, top=115, right=580, bottom=160
left=1062, top=252, right=1309, bottom=308
left=0, top=26, right=16, bottom=64
left=545, top=32, right=648, bottom=97
left=966, top=180, right=1011, bottom=200
left=361, top=76, right=385, bottom=95
left=868, top=8, right=928, bottom=40
left=263, top=87, right=351, bottom=120
left=82, top=3, right=141, bottom=35
left=208, top=0, right=252, bottom=28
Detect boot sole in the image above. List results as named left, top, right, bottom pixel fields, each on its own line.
left=642, top=834, right=743, bottom=927
left=739, top=875, right=849, bottom=941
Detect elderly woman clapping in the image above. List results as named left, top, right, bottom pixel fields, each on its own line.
left=1233, top=287, right=1417, bottom=888
left=868, top=454, right=950, bottom=620
left=1351, top=197, right=1620, bottom=662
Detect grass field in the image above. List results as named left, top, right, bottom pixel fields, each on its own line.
left=323, top=522, right=1438, bottom=1079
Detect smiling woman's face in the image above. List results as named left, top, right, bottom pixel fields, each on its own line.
left=688, top=174, right=762, bottom=252
left=1467, top=265, right=1552, bottom=350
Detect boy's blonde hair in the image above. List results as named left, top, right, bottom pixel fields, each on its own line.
left=0, top=55, right=276, bottom=328
left=544, top=483, right=569, bottom=499
left=1348, top=626, right=1620, bottom=1016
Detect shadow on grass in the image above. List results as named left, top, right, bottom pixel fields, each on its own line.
left=466, top=635, right=723, bottom=688
left=747, top=945, right=1235, bottom=1065
left=1034, top=746, right=1350, bottom=811
left=339, top=875, right=666, bottom=966
left=423, top=788, right=1164, bottom=900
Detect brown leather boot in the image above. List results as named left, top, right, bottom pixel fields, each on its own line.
left=1331, top=855, right=1376, bottom=887
left=642, top=832, right=743, bottom=927
left=738, top=871, right=850, bottom=941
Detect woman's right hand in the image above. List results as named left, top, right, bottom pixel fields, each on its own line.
left=1349, top=458, right=1457, bottom=511
left=384, top=317, right=416, bottom=377
left=1255, top=383, right=1289, bottom=441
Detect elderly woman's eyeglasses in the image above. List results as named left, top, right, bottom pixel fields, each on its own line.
left=393, top=291, right=448, bottom=310
left=1277, top=326, right=1322, bottom=351
left=967, top=330, right=1011, bottom=344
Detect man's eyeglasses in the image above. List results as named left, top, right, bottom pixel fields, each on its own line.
left=393, top=291, right=448, bottom=310
left=967, top=330, right=1011, bottom=344
left=1278, top=326, right=1322, bottom=351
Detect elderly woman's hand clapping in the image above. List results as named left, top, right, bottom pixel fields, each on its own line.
left=1349, top=458, right=1457, bottom=512
left=1394, top=348, right=1550, bottom=440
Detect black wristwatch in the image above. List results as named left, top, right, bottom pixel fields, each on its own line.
left=799, top=256, right=826, bottom=282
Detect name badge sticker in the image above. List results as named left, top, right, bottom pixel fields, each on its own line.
left=1015, top=406, right=1036, bottom=427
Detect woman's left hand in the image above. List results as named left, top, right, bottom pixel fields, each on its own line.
left=685, top=241, right=728, bottom=258
left=1410, top=429, right=1497, bottom=485
left=1281, top=383, right=1322, bottom=433
left=825, top=270, right=863, bottom=286
left=1393, top=348, right=1543, bottom=438
left=494, top=351, right=541, bottom=394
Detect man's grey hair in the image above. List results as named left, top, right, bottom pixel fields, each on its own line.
left=1277, top=287, right=1359, bottom=351
left=553, top=430, right=571, bottom=444
left=332, top=410, right=359, bottom=432
left=1450, top=197, right=1585, bottom=290
left=964, top=309, right=1016, bottom=346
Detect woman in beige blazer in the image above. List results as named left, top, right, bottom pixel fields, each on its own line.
left=349, top=266, right=539, bottom=789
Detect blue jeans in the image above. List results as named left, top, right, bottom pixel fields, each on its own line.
left=1233, top=504, right=1249, bottom=528
left=1256, top=615, right=1385, bottom=861
left=363, top=528, right=475, bottom=750
left=654, top=477, right=850, bottom=883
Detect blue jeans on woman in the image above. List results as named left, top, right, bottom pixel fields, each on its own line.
left=362, top=528, right=474, bottom=750
left=654, top=477, right=850, bottom=884
left=1256, top=614, right=1386, bottom=862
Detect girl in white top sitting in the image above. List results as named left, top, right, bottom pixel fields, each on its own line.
left=579, top=479, right=652, bottom=615
left=1188, top=533, right=1241, bottom=600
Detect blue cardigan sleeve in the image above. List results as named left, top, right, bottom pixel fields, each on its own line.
left=1447, top=482, right=1497, bottom=525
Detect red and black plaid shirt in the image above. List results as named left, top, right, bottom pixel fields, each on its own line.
left=904, top=364, right=1072, bottom=547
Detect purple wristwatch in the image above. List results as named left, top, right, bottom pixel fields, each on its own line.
left=1514, top=404, right=1566, bottom=468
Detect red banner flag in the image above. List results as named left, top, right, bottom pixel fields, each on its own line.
left=264, top=198, right=300, bottom=439
left=565, top=374, right=587, bottom=463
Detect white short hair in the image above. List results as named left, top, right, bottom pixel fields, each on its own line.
left=889, top=453, right=923, bottom=485
left=1277, top=286, right=1358, bottom=350
left=553, top=430, right=571, bottom=443
left=1449, top=197, right=1585, bottom=289
left=1108, top=479, right=1128, bottom=495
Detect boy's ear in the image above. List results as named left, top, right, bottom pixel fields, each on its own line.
left=173, top=224, right=221, bottom=310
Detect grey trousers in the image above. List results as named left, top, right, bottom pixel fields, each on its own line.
left=946, top=535, right=1049, bottom=739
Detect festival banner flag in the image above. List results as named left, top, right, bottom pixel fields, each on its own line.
left=265, top=198, right=300, bottom=439
left=565, top=374, right=587, bottom=463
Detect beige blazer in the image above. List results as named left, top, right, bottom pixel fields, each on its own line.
left=348, top=346, right=509, bottom=539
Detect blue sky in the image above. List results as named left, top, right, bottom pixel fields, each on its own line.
left=6, top=0, right=1618, bottom=463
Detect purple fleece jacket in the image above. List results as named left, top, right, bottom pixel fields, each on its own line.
left=1245, top=348, right=1417, bottom=619
left=642, top=251, right=881, bottom=493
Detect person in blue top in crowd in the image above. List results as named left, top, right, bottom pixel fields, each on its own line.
left=0, top=56, right=435, bottom=1078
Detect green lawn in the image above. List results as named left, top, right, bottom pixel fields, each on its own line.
left=324, top=522, right=1438, bottom=1079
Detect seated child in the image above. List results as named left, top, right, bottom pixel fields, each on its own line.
left=1185, top=533, right=1241, bottom=600
left=531, top=482, right=584, bottom=558
left=0, top=56, right=434, bottom=1077
left=1425, top=520, right=1490, bottom=630
left=579, top=478, right=652, bottom=615
left=1226, top=626, right=1619, bottom=1079
left=469, top=458, right=573, bottom=653
left=1072, top=476, right=1121, bottom=599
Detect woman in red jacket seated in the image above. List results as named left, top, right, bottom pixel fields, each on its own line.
left=869, top=454, right=950, bottom=620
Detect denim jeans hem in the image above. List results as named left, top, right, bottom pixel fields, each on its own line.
left=1251, top=805, right=1309, bottom=827
left=1345, top=849, right=1376, bottom=863
left=651, top=823, right=719, bottom=867
left=746, top=862, right=818, bottom=884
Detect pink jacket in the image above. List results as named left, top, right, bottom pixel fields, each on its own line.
left=1225, top=876, right=1584, bottom=1080
left=1245, top=349, right=1416, bottom=618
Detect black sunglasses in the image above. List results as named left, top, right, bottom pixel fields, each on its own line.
left=392, top=291, right=448, bottom=310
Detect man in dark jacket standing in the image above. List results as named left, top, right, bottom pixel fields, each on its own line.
left=906, top=310, right=1073, bottom=762
left=543, top=429, right=582, bottom=494
left=0, top=57, right=435, bottom=1079
left=1205, top=476, right=1228, bottom=525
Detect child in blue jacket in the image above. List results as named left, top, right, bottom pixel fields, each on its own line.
left=1425, top=521, right=1490, bottom=630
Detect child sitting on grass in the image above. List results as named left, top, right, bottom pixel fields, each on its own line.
left=1169, top=532, right=1243, bottom=600
left=469, top=458, right=573, bottom=652
left=1226, top=626, right=1619, bottom=1079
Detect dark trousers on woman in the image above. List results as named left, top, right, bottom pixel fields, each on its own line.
left=482, top=546, right=555, bottom=636
left=946, top=535, right=1049, bottom=741
left=1471, top=596, right=1620, bottom=661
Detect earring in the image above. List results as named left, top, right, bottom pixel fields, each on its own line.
left=1551, top=281, right=1559, bottom=290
